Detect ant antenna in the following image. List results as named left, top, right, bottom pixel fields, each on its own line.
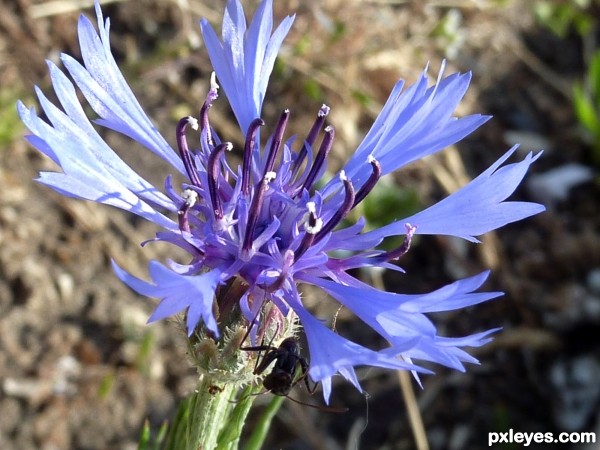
left=283, top=394, right=348, bottom=413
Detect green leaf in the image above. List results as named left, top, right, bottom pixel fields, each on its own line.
left=589, top=51, right=600, bottom=103
left=360, top=182, right=421, bottom=230
left=573, top=83, right=600, bottom=133
left=0, top=93, right=25, bottom=147
left=137, top=420, right=151, bottom=450
left=244, top=394, right=285, bottom=450
left=216, top=384, right=260, bottom=450
left=303, top=78, right=323, bottom=101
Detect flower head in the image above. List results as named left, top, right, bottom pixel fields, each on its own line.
left=19, top=0, right=544, bottom=402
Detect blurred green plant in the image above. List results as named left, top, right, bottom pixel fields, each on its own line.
left=136, top=329, right=155, bottom=376
left=573, top=51, right=600, bottom=165
left=137, top=419, right=168, bottom=450
left=430, top=8, right=466, bottom=59
left=97, top=372, right=115, bottom=399
left=359, top=178, right=421, bottom=231
left=0, top=92, right=25, bottom=146
left=120, top=313, right=156, bottom=376
left=534, top=0, right=594, bottom=38
left=348, top=177, right=421, bottom=252
left=535, top=0, right=600, bottom=166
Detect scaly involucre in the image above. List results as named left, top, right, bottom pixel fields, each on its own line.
left=19, top=0, right=544, bottom=403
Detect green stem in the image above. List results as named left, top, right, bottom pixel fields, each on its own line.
left=244, top=394, right=285, bottom=450
left=162, top=376, right=255, bottom=450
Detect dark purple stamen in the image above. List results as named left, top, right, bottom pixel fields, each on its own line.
left=207, top=142, right=232, bottom=221
left=291, top=105, right=330, bottom=180
left=294, top=203, right=322, bottom=261
left=241, top=172, right=276, bottom=258
left=263, top=110, right=290, bottom=175
left=353, top=155, right=382, bottom=207
left=177, top=189, right=198, bottom=233
left=199, top=73, right=219, bottom=147
left=379, top=223, right=417, bottom=261
left=242, top=118, right=265, bottom=197
left=298, top=125, right=335, bottom=195
left=315, top=172, right=355, bottom=242
left=178, top=206, right=191, bottom=232
left=176, top=117, right=202, bottom=187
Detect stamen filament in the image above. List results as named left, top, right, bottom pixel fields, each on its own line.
left=315, top=171, right=355, bottom=242
left=241, top=172, right=277, bottom=258
left=298, top=125, right=335, bottom=194
left=380, top=223, right=417, bottom=261
left=176, top=117, right=202, bottom=187
left=242, top=118, right=265, bottom=197
left=353, top=155, right=382, bottom=207
left=207, top=142, right=232, bottom=221
left=263, top=110, right=290, bottom=175
left=199, top=72, right=219, bottom=146
left=291, top=105, right=330, bottom=180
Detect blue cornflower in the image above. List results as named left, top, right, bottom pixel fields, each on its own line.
left=19, top=0, right=544, bottom=403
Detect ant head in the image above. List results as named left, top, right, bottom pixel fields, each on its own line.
left=264, top=371, right=293, bottom=396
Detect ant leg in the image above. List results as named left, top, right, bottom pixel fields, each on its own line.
left=297, top=356, right=318, bottom=394
left=238, top=308, right=266, bottom=373
left=240, top=314, right=282, bottom=375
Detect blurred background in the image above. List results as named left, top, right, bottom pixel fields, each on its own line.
left=1, top=0, right=599, bottom=448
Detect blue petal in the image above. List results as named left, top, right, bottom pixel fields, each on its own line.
left=362, top=146, right=545, bottom=242
left=112, top=260, right=222, bottom=337
left=200, top=0, right=295, bottom=133
left=37, top=62, right=175, bottom=212
left=301, top=272, right=502, bottom=367
left=396, top=328, right=500, bottom=372
left=62, top=3, right=184, bottom=173
left=18, top=100, right=175, bottom=228
left=336, top=67, right=490, bottom=192
left=284, top=289, right=428, bottom=404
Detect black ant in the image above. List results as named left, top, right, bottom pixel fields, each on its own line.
left=242, top=337, right=313, bottom=396
left=240, top=327, right=347, bottom=413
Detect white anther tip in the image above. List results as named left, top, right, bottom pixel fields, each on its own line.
left=210, top=72, right=219, bottom=91
left=306, top=217, right=323, bottom=235
left=181, top=188, right=198, bottom=206
left=187, top=116, right=199, bottom=130
left=319, top=105, right=330, bottom=116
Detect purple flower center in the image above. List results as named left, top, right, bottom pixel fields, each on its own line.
left=170, top=78, right=407, bottom=295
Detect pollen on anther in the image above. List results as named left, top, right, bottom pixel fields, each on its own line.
left=264, top=171, right=277, bottom=182
left=340, top=170, right=348, bottom=181
left=210, top=72, right=219, bottom=91
left=181, top=189, right=198, bottom=207
left=187, top=116, right=199, bottom=130
left=305, top=201, right=323, bottom=234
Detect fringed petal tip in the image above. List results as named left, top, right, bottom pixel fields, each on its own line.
left=111, top=260, right=221, bottom=338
